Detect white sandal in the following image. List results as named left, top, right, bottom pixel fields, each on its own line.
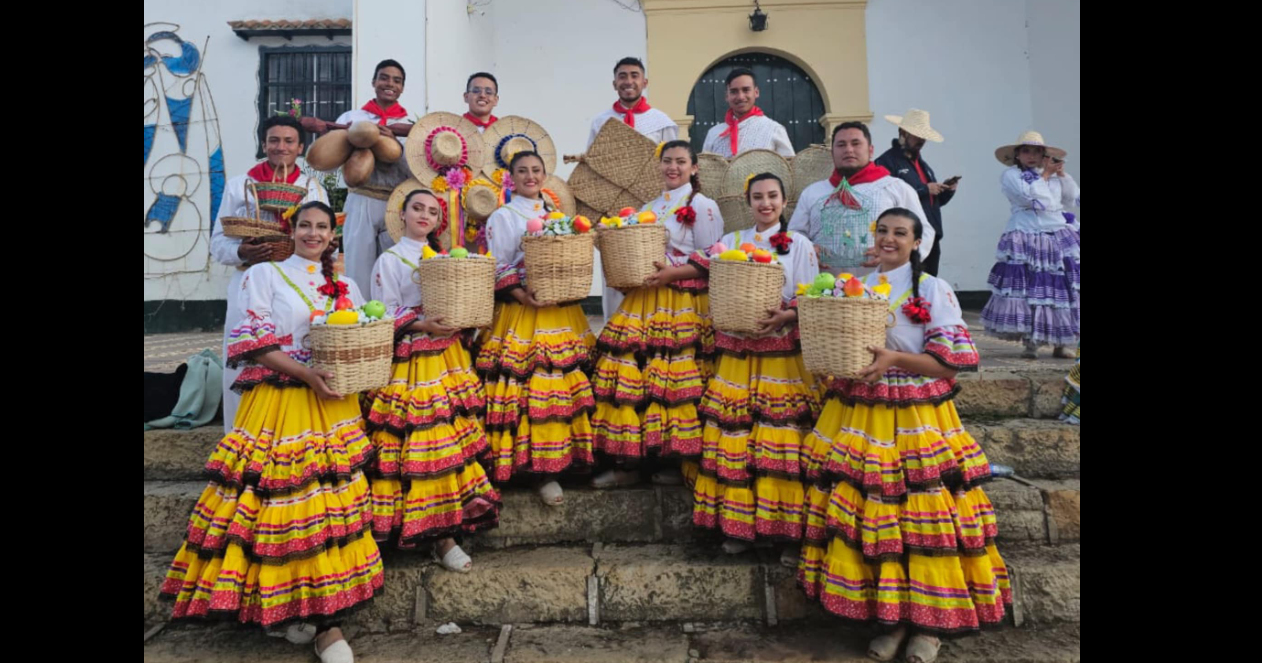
left=315, top=639, right=354, bottom=663
left=266, top=622, right=316, bottom=645
left=591, top=469, right=641, bottom=490
left=434, top=544, right=473, bottom=573
left=721, top=539, right=753, bottom=555
left=538, top=480, right=564, bottom=507
left=779, top=546, right=800, bottom=568
left=867, top=628, right=907, bottom=662
left=906, top=634, right=941, bottom=663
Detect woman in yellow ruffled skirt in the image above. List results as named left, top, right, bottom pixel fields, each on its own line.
left=590, top=140, right=725, bottom=489
left=690, top=174, right=822, bottom=563
left=363, top=189, right=500, bottom=573
left=161, top=203, right=379, bottom=662
left=478, top=151, right=597, bottom=506
left=797, top=208, right=1009, bottom=663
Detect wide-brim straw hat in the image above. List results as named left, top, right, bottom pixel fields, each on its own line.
left=994, top=130, right=1066, bottom=166
left=386, top=178, right=439, bottom=244
left=463, top=178, right=502, bottom=221
left=407, top=112, right=486, bottom=185
left=884, top=109, right=944, bottom=143
left=540, top=175, right=577, bottom=218
left=723, top=149, right=792, bottom=198
left=482, top=116, right=557, bottom=178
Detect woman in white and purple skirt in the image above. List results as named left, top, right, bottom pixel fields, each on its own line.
left=980, top=131, right=1079, bottom=359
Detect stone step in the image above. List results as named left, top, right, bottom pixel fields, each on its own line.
left=145, top=542, right=1080, bottom=631
left=143, top=417, right=1080, bottom=483
left=144, top=477, right=1079, bottom=557
left=143, top=619, right=1081, bottom=663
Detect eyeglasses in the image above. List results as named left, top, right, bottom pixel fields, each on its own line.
left=467, top=87, right=497, bottom=97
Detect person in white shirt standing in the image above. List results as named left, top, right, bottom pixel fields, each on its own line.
left=301, top=59, right=414, bottom=294
left=590, top=57, right=681, bottom=320
left=587, top=57, right=679, bottom=149
left=211, top=115, right=328, bottom=433
left=701, top=67, right=795, bottom=158
left=789, top=122, right=932, bottom=276
left=463, top=72, right=501, bottom=133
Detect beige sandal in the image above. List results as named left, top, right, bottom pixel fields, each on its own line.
left=905, top=634, right=941, bottom=663
left=591, top=469, right=641, bottom=490
left=538, top=480, right=564, bottom=507
left=867, top=628, right=907, bottom=662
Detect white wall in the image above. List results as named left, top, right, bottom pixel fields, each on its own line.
left=867, top=0, right=1078, bottom=293
left=1027, top=0, right=1081, bottom=186
left=398, top=0, right=649, bottom=296
left=144, top=0, right=352, bottom=303
left=354, top=0, right=427, bottom=114
left=416, top=0, right=649, bottom=179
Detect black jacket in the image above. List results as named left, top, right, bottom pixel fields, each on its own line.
left=875, top=140, right=954, bottom=239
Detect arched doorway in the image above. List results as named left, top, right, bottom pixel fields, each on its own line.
left=687, top=53, right=826, bottom=155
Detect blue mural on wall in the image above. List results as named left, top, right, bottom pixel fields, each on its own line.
left=144, top=23, right=224, bottom=248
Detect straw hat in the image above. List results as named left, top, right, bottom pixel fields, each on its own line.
left=482, top=116, right=557, bottom=178
left=790, top=145, right=833, bottom=202
left=407, top=112, right=486, bottom=184
left=386, top=178, right=440, bottom=244
left=884, top=109, right=944, bottom=143
left=723, top=149, right=792, bottom=198
left=463, top=178, right=501, bottom=221
left=540, top=175, right=577, bottom=217
left=994, top=130, right=1066, bottom=166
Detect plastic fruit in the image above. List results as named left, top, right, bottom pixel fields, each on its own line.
left=450, top=247, right=469, bottom=259
left=309, top=309, right=326, bottom=322
left=796, top=283, right=810, bottom=296
left=363, top=300, right=387, bottom=319
left=813, top=273, right=837, bottom=289
left=740, top=243, right=757, bottom=254
left=709, top=242, right=728, bottom=255
left=718, top=249, right=748, bottom=261
left=637, top=211, right=657, bottom=224
left=752, top=249, right=773, bottom=263
left=334, top=296, right=355, bottom=311
left=807, top=284, right=825, bottom=298
left=526, top=218, right=545, bottom=233
left=573, top=216, right=593, bottom=233
left=547, top=211, right=566, bottom=220
left=842, top=277, right=865, bottom=297
left=327, top=309, right=359, bottom=325
left=618, top=207, right=637, bottom=217
left=421, top=245, right=439, bottom=260
left=837, top=273, right=854, bottom=282
left=872, top=283, right=892, bottom=298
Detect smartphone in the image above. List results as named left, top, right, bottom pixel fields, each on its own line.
left=943, top=176, right=962, bottom=186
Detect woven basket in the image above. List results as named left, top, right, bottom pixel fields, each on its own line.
left=309, top=317, right=394, bottom=394
left=251, top=179, right=307, bottom=213
left=257, top=235, right=295, bottom=262
left=413, top=255, right=496, bottom=329
left=221, top=216, right=285, bottom=239
left=522, top=233, right=595, bottom=304
left=709, top=260, right=784, bottom=334
left=798, top=297, right=893, bottom=378
left=597, top=223, right=669, bottom=288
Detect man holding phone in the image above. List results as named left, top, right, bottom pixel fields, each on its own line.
left=876, top=109, right=957, bottom=275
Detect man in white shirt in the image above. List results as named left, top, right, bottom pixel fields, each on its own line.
left=701, top=67, right=795, bottom=158
left=789, top=122, right=932, bottom=275
left=463, top=72, right=500, bottom=133
left=590, top=57, right=680, bottom=320
left=301, top=59, right=414, bottom=291
left=211, top=115, right=328, bottom=432
left=587, top=57, right=679, bottom=149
